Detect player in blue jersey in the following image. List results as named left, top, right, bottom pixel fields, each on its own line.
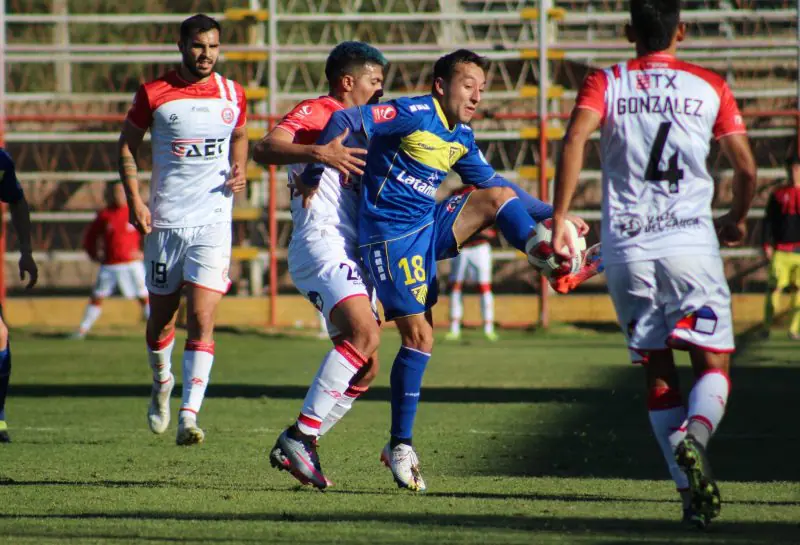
left=300, top=50, right=588, bottom=490
left=0, top=148, right=38, bottom=443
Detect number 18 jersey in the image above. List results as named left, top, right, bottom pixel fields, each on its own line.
left=576, top=52, right=746, bottom=265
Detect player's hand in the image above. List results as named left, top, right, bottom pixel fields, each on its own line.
left=715, top=212, right=747, bottom=247
left=129, top=199, right=152, bottom=235
left=316, top=128, right=367, bottom=176
left=551, top=217, right=577, bottom=260
left=19, top=252, right=38, bottom=290
left=290, top=171, right=318, bottom=209
left=565, top=214, right=590, bottom=236
left=225, top=163, right=247, bottom=194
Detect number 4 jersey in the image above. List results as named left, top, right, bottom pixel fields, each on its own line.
left=576, top=52, right=746, bottom=265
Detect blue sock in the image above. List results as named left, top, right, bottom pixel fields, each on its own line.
left=495, top=197, right=536, bottom=252
left=0, top=344, right=10, bottom=422
left=390, top=346, right=431, bottom=444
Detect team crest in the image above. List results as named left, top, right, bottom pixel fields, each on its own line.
left=410, top=284, right=428, bottom=305
left=449, top=146, right=461, bottom=165
left=221, top=107, right=235, bottom=124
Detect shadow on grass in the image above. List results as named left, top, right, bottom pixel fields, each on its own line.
left=0, top=511, right=797, bottom=543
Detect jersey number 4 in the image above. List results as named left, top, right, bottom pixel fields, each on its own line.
left=645, top=121, right=684, bottom=194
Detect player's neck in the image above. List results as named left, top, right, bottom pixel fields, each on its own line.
left=636, top=44, right=678, bottom=59
left=329, top=92, right=350, bottom=107
left=177, top=64, right=212, bottom=85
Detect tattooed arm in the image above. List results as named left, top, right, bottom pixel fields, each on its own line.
left=118, top=120, right=150, bottom=234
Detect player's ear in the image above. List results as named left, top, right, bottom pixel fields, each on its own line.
left=341, top=74, right=354, bottom=92
left=675, top=22, right=687, bottom=43
left=433, top=77, right=446, bottom=97
left=624, top=23, right=636, bottom=44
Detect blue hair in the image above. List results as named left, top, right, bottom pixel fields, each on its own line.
left=325, top=41, right=387, bottom=86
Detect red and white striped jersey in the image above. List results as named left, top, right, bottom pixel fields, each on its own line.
left=126, top=70, right=246, bottom=228
left=275, top=96, right=361, bottom=249
left=576, top=53, right=746, bottom=265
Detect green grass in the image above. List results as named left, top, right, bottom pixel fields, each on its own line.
left=0, top=326, right=798, bottom=544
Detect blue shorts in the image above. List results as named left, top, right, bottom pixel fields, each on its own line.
left=360, top=192, right=470, bottom=320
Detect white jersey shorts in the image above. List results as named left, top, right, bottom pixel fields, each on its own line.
left=606, top=254, right=734, bottom=363
left=144, top=222, right=232, bottom=295
left=449, top=243, right=492, bottom=286
left=93, top=261, right=148, bottom=299
left=289, top=241, right=377, bottom=339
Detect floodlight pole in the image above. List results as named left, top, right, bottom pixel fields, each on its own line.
left=537, top=0, right=550, bottom=329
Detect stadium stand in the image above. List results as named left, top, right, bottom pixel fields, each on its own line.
left=2, top=0, right=797, bottom=303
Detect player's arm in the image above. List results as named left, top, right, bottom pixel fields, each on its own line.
left=717, top=133, right=757, bottom=247
left=252, top=120, right=366, bottom=176
left=299, top=108, right=364, bottom=191
left=761, top=192, right=778, bottom=259
left=83, top=214, right=103, bottom=263
left=225, top=126, right=248, bottom=194
left=0, top=155, right=37, bottom=289
left=119, top=86, right=152, bottom=235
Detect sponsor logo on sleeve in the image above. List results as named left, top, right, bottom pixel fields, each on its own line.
left=371, top=104, right=397, bottom=123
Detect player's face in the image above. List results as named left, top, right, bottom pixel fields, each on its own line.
left=442, top=62, right=486, bottom=125
left=347, top=63, right=385, bottom=106
left=179, top=29, right=220, bottom=81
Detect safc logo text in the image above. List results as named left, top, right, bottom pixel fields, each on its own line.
left=171, top=138, right=227, bottom=159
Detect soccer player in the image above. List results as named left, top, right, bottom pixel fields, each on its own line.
left=252, top=42, right=386, bottom=489
left=761, top=152, right=800, bottom=340
left=444, top=186, right=498, bottom=341
left=119, top=14, right=248, bottom=446
left=0, top=148, right=39, bottom=443
left=72, top=182, right=149, bottom=339
left=300, top=49, right=587, bottom=491
left=549, top=0, right=756, bottom=528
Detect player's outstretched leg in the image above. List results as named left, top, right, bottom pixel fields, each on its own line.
left=675, top=350, right=730, bottom=527
left=73, top=298, right=103, bottom=339
left=270, top=296, right=380, bottom=488
left=382, top=313, right=431, bottom=492
left=0, top=322, right=12, bottom=443
left=145, top=292, right=179, bottom=435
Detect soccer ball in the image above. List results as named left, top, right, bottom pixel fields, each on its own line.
left=525, top=219, right=587, bottom=278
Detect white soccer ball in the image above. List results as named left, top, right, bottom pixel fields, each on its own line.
left=525, top=219, right=587, bottom=278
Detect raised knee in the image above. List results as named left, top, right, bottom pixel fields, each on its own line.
left=402, top=327, right=433, bottom=353
left=488, top=186, right=516, bottom=211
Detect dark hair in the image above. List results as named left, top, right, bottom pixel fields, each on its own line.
left=180, top=14, right=221, bottom=43
left=432, top=49, right=488, bottom=91
left=630, top=0, right=681, bottom=53
left=325, top=42, right=387, bottom=87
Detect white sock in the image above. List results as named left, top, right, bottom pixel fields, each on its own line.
left=79, top=304, right=102, bottom=333
left=450, top=289, right=463, bottom=334
left=481, top=289, right=494, bottom=334
left=146, top=330, right=175, bottom=386
left=319, top=383, right=368, bottom=436
left=648, top=396, right=689, bottom=491
left=297, top=341, right=367, bottom=436
left=687, top=370, right=730, bottom=446
left=180, top=340, right=215, bottom=417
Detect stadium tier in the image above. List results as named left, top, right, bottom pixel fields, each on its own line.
left=1, top=0, right=797, bottom=295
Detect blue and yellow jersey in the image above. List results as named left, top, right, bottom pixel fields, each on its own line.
left=0, top=149, right=24, bottom=204
left=302, top=95, right=499, bottom=244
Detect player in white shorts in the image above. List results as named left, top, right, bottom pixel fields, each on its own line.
left=444, top=187, right=498, bottom=341
left=73, top=182, right=149, bottom=339
left=118, top=14, right=248, bottom=446
left=252, top=42, right=387, bottom=489
left=550, top=0, right=756, bottom=529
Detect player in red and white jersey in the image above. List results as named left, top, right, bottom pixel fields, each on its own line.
left=118, top=14, right=249, bottom=446
left=72, top=182, right=149, bottom=339
left=252, top=42, right=386, bottom=489
left=550, top=0, right=756, bottom=529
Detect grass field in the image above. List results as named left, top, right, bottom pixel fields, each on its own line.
left=0, top=325, right=798, bottom=544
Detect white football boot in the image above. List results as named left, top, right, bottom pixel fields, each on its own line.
left=147, top=374, right=174, bottom=434
left=176, top=412, right=205, bottom=446
left=380, top=443, right=427, bottom=492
